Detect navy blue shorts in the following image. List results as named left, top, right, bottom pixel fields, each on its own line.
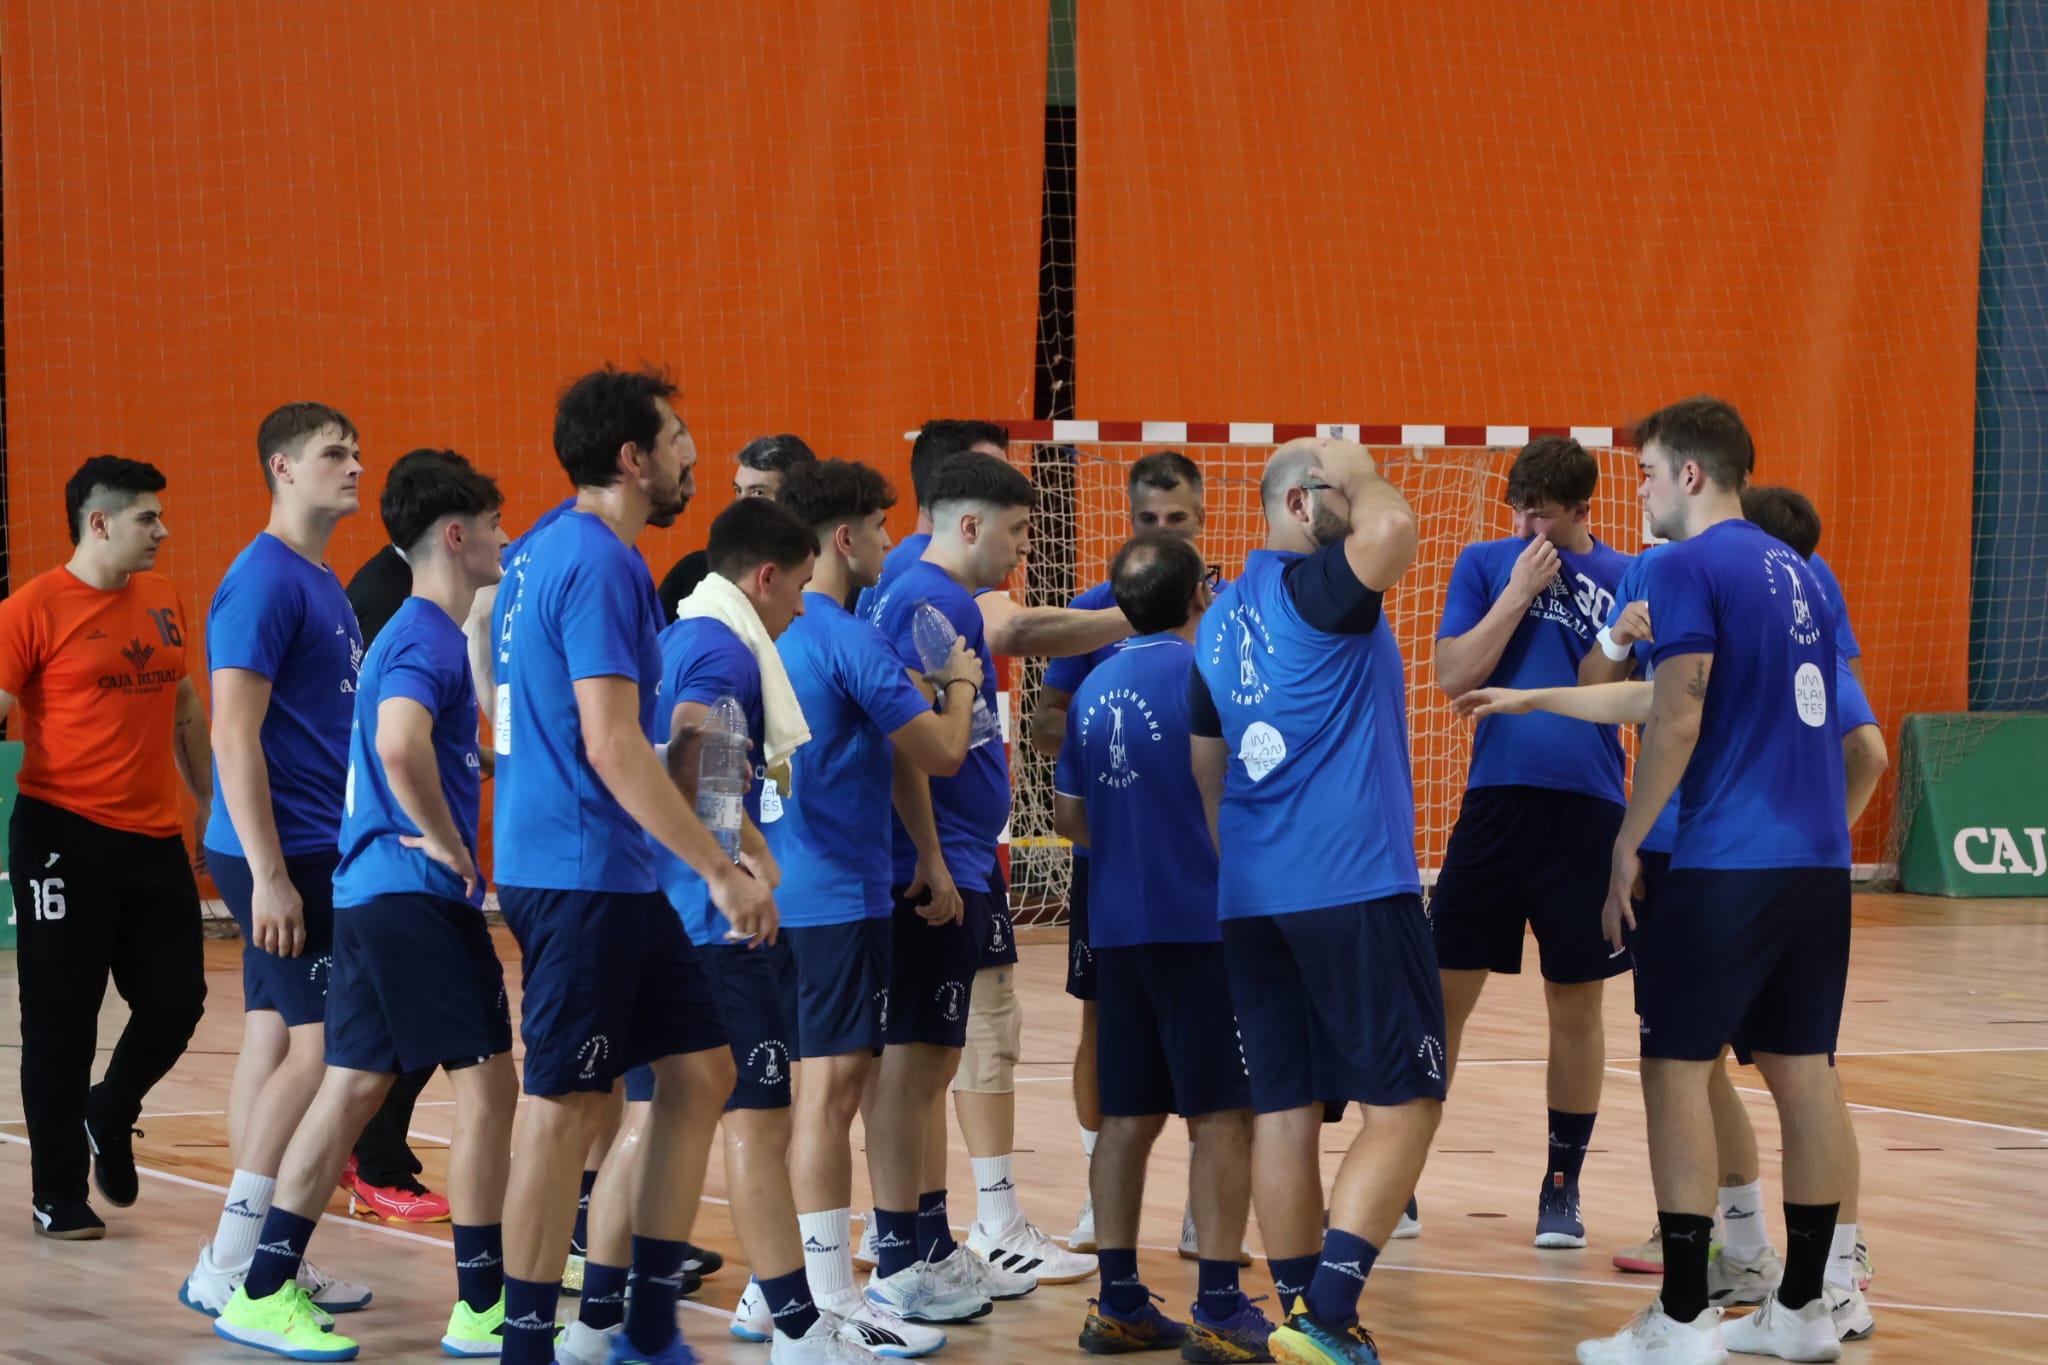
left=785, top=918, right=891, bottom=1060
left=1095, top=943, right=1251, bottom=1118
left=885, top=883, right=987, bottom=1049
left=498, top=886, right=726, bottom=1097
left=1635, top=866, right=1850, bottom=1063
left=980, top=862, right=1018, bottom=969
left=210, top=849, right=339, bottom=1028
left=1221, top=897, right=1449, bottom=1115
left=327, top=893, right=512, bottom=1074
left=1429, top=785, right=1631, bottom=983
left=703, top=940, right=799, bottom=1110
left=1628, top=850, right=1672, bottom=1019
left=1065, top=858, right=1097, bottom=1001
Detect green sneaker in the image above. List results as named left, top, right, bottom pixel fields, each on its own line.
left=214, top=1282, right=361, bottom=1361
left=442, top=1293, right=505, bottom=1357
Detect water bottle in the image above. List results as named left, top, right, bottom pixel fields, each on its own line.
left=695, top=694, right=749, bottom=863
left=913, top=603, right=999, bottom=749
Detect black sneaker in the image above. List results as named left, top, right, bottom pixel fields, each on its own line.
left=32, top=1199, right=106, bottom=1240
left=84, top=1094, right=140, bottom=1208
left=682, top=1242, right=723, bottom=1277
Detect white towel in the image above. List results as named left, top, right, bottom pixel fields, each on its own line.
left=675, top=573, right=811, bottom=792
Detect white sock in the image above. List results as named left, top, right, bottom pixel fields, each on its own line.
left=1717, top=1180, right=1769, bottom=1257
left=971, top=1155, right=1023, bottom=1230
left=799, top=1208, right=855, bottom=1306
left=1080, top=1126, right=1098, bottom=1160
left=213, top=1170, right=277, bottom=1269
left=1825, top=1221, right=1860, bottom=1291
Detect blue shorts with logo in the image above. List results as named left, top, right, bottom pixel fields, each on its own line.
left=1635, top=865, right=1850, bottom=1063
left=1096, top=942, right=1251, bottom=1118
left=980, top=860, right=1018, bottom=969
left=1064, top=857, right=1097, bottom=1001
left=327, top=892, right=512, bottom=1074
left=1221, top=897, right=1449, bottom=1115
left=702, top=939, right=799, bottom=1111
left=498, top=886, right=725, bottom=1097
left=886, top=883, right=989, bottom=1050
left=210, top=849, right=338, bottom=1028
left=1429, top=785, right=1632, bottom=984
left=785, top=917, right=891, bottom=1060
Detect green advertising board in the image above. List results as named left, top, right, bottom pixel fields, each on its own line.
left=0, top=741, right=21, bottom=949
left=1896, top=713, right=2048, bottom=897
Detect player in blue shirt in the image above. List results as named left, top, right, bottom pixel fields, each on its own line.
left=1578, top=398, right=1856, bottom=1365
left=769, top=459, right=988, bottom=1346
left=1429, top=436, right=1632, bottom=1251
left=214, top=449, right=514, bottom=1361
left=1053, top=532, right=1273, bottom=1361
left=856, top=420, right=1009, bottom=621
left=1189, top=438, right=1443, bottom=1365
left=491, top=368, right=775, bottom=1365
left=183, top=402, right=375, bottom=1324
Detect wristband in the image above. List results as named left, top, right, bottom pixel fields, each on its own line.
left=1598, top=626, right=1632, bottom=662
left=944, top=678, right=977, bottom=691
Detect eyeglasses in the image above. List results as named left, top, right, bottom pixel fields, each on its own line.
left=1298, top=481, right=1335, bottom=493
left=1204, top=563, right=1224, bottom=588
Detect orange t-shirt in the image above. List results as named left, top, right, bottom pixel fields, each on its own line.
left=0, top=567, right=191, bottom=836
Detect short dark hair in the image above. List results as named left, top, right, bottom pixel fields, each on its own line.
left=1504, top=435, right=1598, bottom=508
left=1111, top=531, right=1206, bottom=635
left=1741, top=485, right=1823, bottom=560
left=257, top=401, right=358, bottom=491
left=553, top=365, right=680, bottom=488
left=736, top=433, right=819, bottom=475
left=910, top=419, right=1009, bottom=507
left=707, top=496, right=818, bottom=580
left=1634, top=396, right=1754, bottom=492
left=925, top=450, right=1035, bottom=514
left=777, top=459, right=897, bottom=539
left=380, top=449, right=505, bottom=557
left=65, top=455, right=167, bottom=545
left=1128, top=450, right=1203, bottom=497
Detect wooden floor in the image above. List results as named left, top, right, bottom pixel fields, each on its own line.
left=3, top=892, right=2045, bottom=1363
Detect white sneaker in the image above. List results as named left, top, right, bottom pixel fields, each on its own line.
left=966, top=1217, right=1096, bottom=1285
left=1392, top=1196, right=1422, bottom=1241
left=554, top=1320, right=620, bottom=1365
left=1722, top=1296, right=1841, bottom=1361
left=771, top=1309, right=887, bottom=1363
left=1067, top=1198, right=1097, bottom=1253
left=825, top=1291, right=947, bottom=1359
left=865, top=1259, right=992, bottom=1324
left=733, top=1277, right=773, bottom=1341
left=1709, top=1248, right=1785, bottom=1306
left=177, top=1242, right=242, bottom=1318
left=932, top=1243, right=1035, bottom=1301
left=854, top=1211, right=879, bottom=1270
left=1576, top=1300, right=1727, bottom=1365
left=297, top=1257, right=372, bottom=1313
left=1823, top=1284, right=1873, bottom=1342
left=1176, top=1205, right=1255, bottom=1264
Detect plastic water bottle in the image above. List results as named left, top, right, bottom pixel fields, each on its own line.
left=695, top=694, right=749, bottom=863
left=913, top=602, right=999, bottom=749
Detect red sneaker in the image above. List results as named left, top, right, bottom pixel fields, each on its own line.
left=343, top=1170, right=451, bottom=1223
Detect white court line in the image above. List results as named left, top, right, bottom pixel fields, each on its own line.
left=1601, top=1065, right=2048, bottom=1139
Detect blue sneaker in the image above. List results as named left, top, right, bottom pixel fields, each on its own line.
left=1183, top=1293, right=1277, bottom=1361
left=1266, top=1298, right=1382, bottom=1365
left=1080, top=1294, right=1188, bottom=1354
left=605, top=1329, right=700, bottom=1364
left=1534, top=1179, right=1587, bottom=1249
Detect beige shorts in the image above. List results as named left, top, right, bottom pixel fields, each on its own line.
left=950, top=964, right=1021, bottom=1094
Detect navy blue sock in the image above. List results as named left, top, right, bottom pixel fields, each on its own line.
left=572, top=1168, right=597, bottom=1254
left=579, top=1261, right=629, bottom=1331
left=874, top=1208, right=920, bottom=1278
left=243, top=1207, right=317, bottom=1301
left=1196, top=1258, right=1243, bottom=1322
left=500, top=1276, right=561, bottom=1365
left=760, top=1266, right=820, bottom=1341
left=452, top=1223, right=505, bottom=1313
left=916, top=1190, right=957, bottom=1263
left=1304, top=1228, right=1378, bottom=1327
left=1097, top=1247, right=1147, bottom=1314
left=1547, top=1109, right=1598, bottom=1188
left=1659, top=1212, right=1715, bottom=1323
left=624, top=1235, right=688, bottom=1354
left=1269, top=1254, right=1317, bottom=1311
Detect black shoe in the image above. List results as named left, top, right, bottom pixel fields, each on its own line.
left=32, top=1199, right=106, bottom=1240
left=83, top=1094, right=140, bottom=1208
left=682, top=1242, right=723, bottom=1278
left=679, top=1266, right=705, bottom=1299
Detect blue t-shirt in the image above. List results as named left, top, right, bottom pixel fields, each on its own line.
left=1054, top=635, right=1218, bottom=946
left=1606, top=549, right=1680, bottom=855
left=1043, top=579, right=1121, bottom=873
left=1806, top=552, right=1861, bottom=659
left=770, top=594, right=934, bottom=927
left=1190, top=546, right=1420, bottom=917
left=1646, top=519, right=1849, bottom=871
left=1438, top=536, right=1631, bottom=805
left=873, top=558, right=1007, bottom=891
left=492, top=510, right=665, bottom=892
left=334, top=598, right=484, bottom=908
left=205, top=533, right=364, bottom=858
left=856, top=533, right=932, bottom=624
left=650, top=617, right=765, bottom=944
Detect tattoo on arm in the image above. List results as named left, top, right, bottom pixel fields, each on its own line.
left=1687, top=661, right=1709, bottom=701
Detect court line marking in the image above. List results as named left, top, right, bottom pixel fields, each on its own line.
left=1599, top=1065, right=2048, bottom=1139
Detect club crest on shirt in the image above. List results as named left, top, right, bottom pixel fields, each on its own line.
left=337, top=621, right=366, bottom=694
left=1208, top=603, right=1275, bottom=706
left=1077, top=686, right=1161, bottom=790
left=1762, top=546, right=1822, bottom=646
